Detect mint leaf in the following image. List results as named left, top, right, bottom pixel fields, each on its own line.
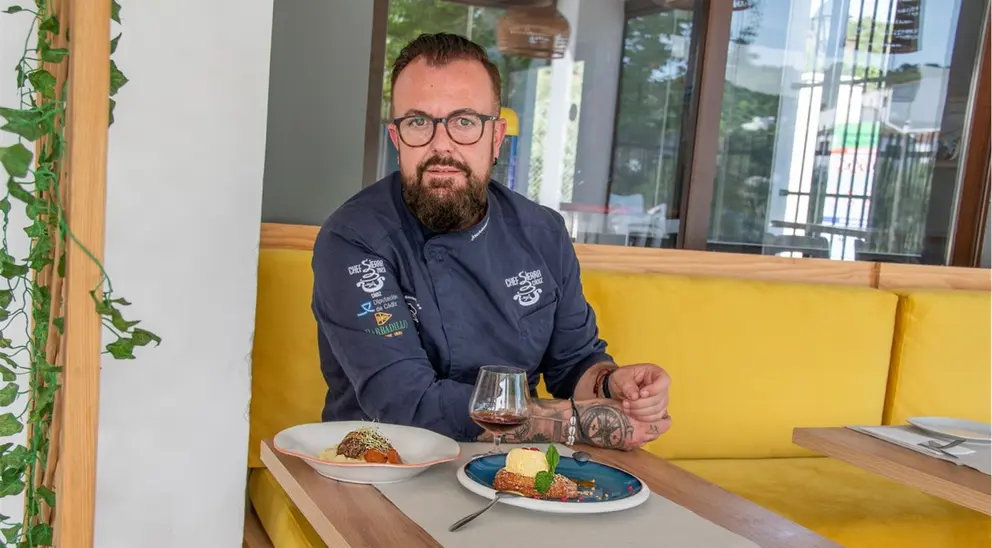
left=534, top=470, right=553, bottom=494
left=545, top=443, right=559, bottom=472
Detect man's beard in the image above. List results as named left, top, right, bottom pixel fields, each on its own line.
left=401, top=155, right=489, bottom=233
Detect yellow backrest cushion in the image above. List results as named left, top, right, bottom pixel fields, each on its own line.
left=571, top=270, right=899, bottom=459
left=884, top=290, right=991, bottom=426
left=247, top=249, right=325, bottom=468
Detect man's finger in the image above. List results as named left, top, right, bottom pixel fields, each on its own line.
left=628, top=401, right=667, bottom=418
left=638, top=371, right=671, bottom=398
left=613, top=374, right=641, bottom=400
left=625, top=394, right=666, bottom=411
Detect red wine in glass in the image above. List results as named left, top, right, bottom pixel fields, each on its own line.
left=469, top=365, right=531, bottom=455
left=470, top=410, right=529, bottom=434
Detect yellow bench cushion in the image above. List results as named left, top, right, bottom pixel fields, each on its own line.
left=676, top=457, right=990, bottom=548
left=248, top=468, right=325, bottom=548
left=248, top=248, right=325, bottom=468
left=884, top=290, right=991, bottom=425
left=577, top=270, right=899, bottom=460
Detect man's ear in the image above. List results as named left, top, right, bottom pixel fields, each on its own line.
left=491, top=118, right=507, bottom=158
left=387, top=123, right=400, bottom=150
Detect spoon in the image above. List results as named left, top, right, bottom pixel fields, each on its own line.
left=448, top=491, right=521, bottom=532
left=572, top=450, right=591, bottom=463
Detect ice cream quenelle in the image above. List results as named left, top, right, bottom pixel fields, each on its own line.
left=493, top=445, right=579, bottom=499
left=504, top=447, right=550, bottom=477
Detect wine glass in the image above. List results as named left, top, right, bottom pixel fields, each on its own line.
left=469, top=365, right=531, bottom=455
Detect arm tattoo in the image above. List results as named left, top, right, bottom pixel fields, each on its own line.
left=576, top=402, right=634, bottom=450
left=477, top=398, right=567, bottom=444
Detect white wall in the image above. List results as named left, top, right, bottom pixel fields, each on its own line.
left=95, top=1, right=273, bottom=547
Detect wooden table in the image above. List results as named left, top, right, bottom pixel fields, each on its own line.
left=794, top=427, right=992, bottom=515
left=260, top=439, right=839, bottom=548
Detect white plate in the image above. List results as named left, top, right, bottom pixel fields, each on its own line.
left=907, top=417, right=992, bottom=442
left=273, top=421, right=461, bottom=484
left=455, top=458, right=651, bottom=515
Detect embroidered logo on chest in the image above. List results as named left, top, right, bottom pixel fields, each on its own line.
left=504, top=269, right=544, bottom=307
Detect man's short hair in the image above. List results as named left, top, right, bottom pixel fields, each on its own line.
left=390, top=33, right=502, bottom=111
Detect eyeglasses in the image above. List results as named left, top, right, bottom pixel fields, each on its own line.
left=392, top=112, right=499, bottom=147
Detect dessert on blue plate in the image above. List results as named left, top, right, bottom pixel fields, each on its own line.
left=493, top=445, right=579, bottom=499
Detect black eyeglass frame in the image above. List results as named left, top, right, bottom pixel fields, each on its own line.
left=391, top=112, right=500, bottom=148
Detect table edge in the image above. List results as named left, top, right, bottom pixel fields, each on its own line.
left=793, top=427, right=992, bottom=515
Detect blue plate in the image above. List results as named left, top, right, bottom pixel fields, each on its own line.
left=456, top=451, right=651, bottom=514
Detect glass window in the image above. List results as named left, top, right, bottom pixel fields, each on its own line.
left=705, top=0, right=990, bottom=264
left=377, top=0, right=703, bottom=248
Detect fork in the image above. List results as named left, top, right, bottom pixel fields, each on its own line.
left=918, top=438, right=966, bottom=459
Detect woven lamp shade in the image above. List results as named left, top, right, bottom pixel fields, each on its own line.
left=497, top=3, right=570, bottom=59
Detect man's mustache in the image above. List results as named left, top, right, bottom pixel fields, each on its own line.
left=417, top=156, right=470, bottom=179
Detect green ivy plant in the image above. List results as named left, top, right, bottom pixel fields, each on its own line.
left=0, top=1, right=159, bottom=545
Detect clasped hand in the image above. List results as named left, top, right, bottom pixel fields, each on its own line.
left=609, top=363, right=671, bottom=443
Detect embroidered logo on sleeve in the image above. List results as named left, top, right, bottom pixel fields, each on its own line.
left=348, top=258, right=386, bottom=295
left=504, top=269, right=544, bottom=307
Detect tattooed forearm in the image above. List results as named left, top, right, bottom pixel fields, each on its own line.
left=476, top=398, right=570, bottom=444
left=575, top=401, right=635, bottom=450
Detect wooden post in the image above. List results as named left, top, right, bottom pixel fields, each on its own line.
left=57, top=0, right=111, bottom=545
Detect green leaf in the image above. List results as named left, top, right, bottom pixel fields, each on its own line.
left=108, top=97, right=116, bottom=126
left=28, top=69, right=56, bottom=98
left=111, top=33, right=121, bottom=54
left=109, top=60, right=128, bottom=96
left=112, top=297, right=132, bottom=306
left=0, top=143, right=32, bottom=178
left=0, top=289, right=11, bottom=309
left=0, top=364, right=13, bottom=383
left=14, top=64, right=25, bottom=87
left=105, top=337, right=135, bottom=359
left=0, top=511, right=8, bottom=522
left=110, top=0, right=121, bottom=23
left=7, top=178, right=34, bottom=204
left=131, top=328, right=161, bottom=347
left=0, top=383, right=17, bottom=407
left=0, top=106, right=46, bottom=141
left=36, top=485, right=55, bottom=508
left=24, top=220, right=46, bottom=238
left=39, top=14, right=57, bottom=33
left=545, top=443, right=560, bottom=472
left=0, top=413, right=23, bottom=436
left=1, top=525, right=19, bottom=544
left=0, top=198, right=8, bottom=215
left=534, top=470, right=553, bottom=494
left=1, top=261, right=28, bottom=279
left=29, top=523, right=53, bottom=545
left=40, top=47, right=67, bottom=64
left=2, top=6, right=23, bottom=14
left=52, top=316, right=63, bottom=334
left=110, top=308, right=138, bottom=332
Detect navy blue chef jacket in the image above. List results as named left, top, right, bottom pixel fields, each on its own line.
left=312, top=172, right=612, bottom=441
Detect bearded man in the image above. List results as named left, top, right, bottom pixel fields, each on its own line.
left=311, top=33, right=671, bottom=451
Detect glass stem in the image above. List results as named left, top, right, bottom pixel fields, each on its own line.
left=494, top=434, right=502, bottom=453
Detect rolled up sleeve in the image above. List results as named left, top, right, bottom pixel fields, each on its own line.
left=312, top=228, right=483, bottom=441
left=540, top=220, right=613, bottom=399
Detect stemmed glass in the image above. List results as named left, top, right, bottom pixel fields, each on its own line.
left=469, top=365, right=531, bottom=455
